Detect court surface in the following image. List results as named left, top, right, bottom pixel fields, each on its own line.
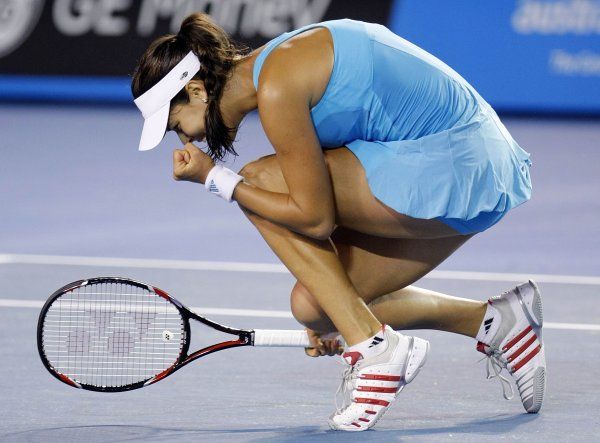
left=1, top=104, right=599, bottom=442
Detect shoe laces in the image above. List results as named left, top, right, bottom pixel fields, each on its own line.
left=335, top=360, right=358, bottom=414
left=479, top=348, right=514, bottom=400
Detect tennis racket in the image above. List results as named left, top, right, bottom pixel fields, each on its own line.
left=37, top=277, right=310, bottom=392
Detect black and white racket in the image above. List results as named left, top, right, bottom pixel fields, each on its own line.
left=37, top=277, right=310, bottom=392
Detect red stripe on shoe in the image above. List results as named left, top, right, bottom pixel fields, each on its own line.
left=365, top=410, right=376, bottom=415
left=357, top=386, right=397, bottom=393
left=343, top=351, right=363, bottom=366
left=476, top=342, right=488, bottom=354
left=507, top=334, right=538, bottom=363
left=502, top=326, right=533, bottom=352
left=511, top=345, right=542, bottom=373
left=355, top=397, right=390, bottom=407
left=360, top=374, right=402, bottom=382
left=351, top=422, right=361, bottom=428
left=359, top=418, right=370, bottom=423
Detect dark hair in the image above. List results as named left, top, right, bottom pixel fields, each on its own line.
left=131, top=13, right=248, bottom=161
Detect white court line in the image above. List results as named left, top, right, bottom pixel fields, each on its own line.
left=1, top=253, right=599, bottom=285
left=543, top=322, right=600, bottom=331
left=1, top=299, right=598, bottom=331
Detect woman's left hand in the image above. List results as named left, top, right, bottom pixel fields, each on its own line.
left=304, top=329, right=344, bottom=357
left=173, top=143, right=215, bottom=184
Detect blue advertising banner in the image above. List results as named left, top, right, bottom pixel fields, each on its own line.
left=388, top=0, right=600, bottom=113
left=0, top=0, right=391, bottom=103
left=1, top=0, right=598, bottom=113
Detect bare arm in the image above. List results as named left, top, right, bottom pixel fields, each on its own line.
left=232, top=39, right=335, bottom=239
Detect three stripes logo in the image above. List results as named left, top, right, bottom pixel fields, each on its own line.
left=484, top=318, right=494, bottom=334
left=368, top=336, right=384, bottom=348
left=208, top=180, right=219, bottom=194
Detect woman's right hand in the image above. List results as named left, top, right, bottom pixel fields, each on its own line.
left=304, top=329, right=344, bottom=357
left=173, top=143, right=215, bottom=184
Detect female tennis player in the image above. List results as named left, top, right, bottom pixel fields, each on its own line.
left=131, top=14, right=545, bottom=431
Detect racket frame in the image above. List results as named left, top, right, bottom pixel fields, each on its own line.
left=37, top=277, right=254, bottom=392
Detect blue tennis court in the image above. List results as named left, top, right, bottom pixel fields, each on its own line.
left=1, top=105, right=599, bottom=441
left=2, top=0, right=600, bottom=440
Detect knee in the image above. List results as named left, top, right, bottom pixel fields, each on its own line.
left=290, top=281, right=335, bottom=332
left=290, top=282, right=322, bottom=328
left=239, top=155, right=286, bottom=192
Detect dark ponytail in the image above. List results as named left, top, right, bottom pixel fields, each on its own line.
left=131, top=13, right=248, bottom=162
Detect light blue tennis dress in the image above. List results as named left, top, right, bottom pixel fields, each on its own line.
left=252, top=19, right=532, bottom=234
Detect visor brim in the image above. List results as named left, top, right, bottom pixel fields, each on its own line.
left=138, top=103, right=169, bottom=151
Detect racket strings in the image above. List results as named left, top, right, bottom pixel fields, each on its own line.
left=41, top=281, right=185, bottom=388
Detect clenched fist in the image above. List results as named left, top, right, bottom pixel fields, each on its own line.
left=173, top=143, right=215, bottom=184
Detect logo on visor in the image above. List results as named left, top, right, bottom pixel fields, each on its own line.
left=0, top=0, right=45, bottom=58
left=180, top=71, right=188, bottom=80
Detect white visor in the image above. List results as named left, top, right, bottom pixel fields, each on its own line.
left=134, top=51, right=201, bottom=151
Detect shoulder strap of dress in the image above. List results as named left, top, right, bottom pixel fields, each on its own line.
left=252, top=22, right=332, bottom=90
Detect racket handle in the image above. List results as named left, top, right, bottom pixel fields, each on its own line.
left=252, top=329, right=310, bottom=347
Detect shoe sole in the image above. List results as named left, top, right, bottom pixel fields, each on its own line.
left=515, top=280, right=546, bottom=414
left=404, top=337, right=430, bottom=384
left=518, top=280, right=543, bottom=328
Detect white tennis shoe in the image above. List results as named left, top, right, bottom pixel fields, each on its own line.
left=477, top=280, right=546, bottom=413
left=328, top=325, right=429, bottom=431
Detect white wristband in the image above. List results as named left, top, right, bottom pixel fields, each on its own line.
left=204, top=165, right=243, bottom=202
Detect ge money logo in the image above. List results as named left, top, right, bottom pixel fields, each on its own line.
left=0, top=0, right=45, bottom=58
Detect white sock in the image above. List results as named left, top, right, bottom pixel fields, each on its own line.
left=345, top=326, right=388, bottom=361
left=475, top=303, right=502, bottom=344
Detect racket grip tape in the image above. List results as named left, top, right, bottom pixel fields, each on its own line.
left=252, top=329, right=310, bottom=347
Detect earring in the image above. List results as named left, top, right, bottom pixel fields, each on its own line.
left=201, top=98, right=208, bottom=103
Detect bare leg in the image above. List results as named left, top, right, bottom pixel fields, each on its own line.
left=240, top=207, right=381, bottom=345
left=239, top=148, right=479, bottom=345
left=290, top=227, right=486, bottom=338
left=295, top=284, right=485, bottom=338
left=370, top=287, right=485, bottom=337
